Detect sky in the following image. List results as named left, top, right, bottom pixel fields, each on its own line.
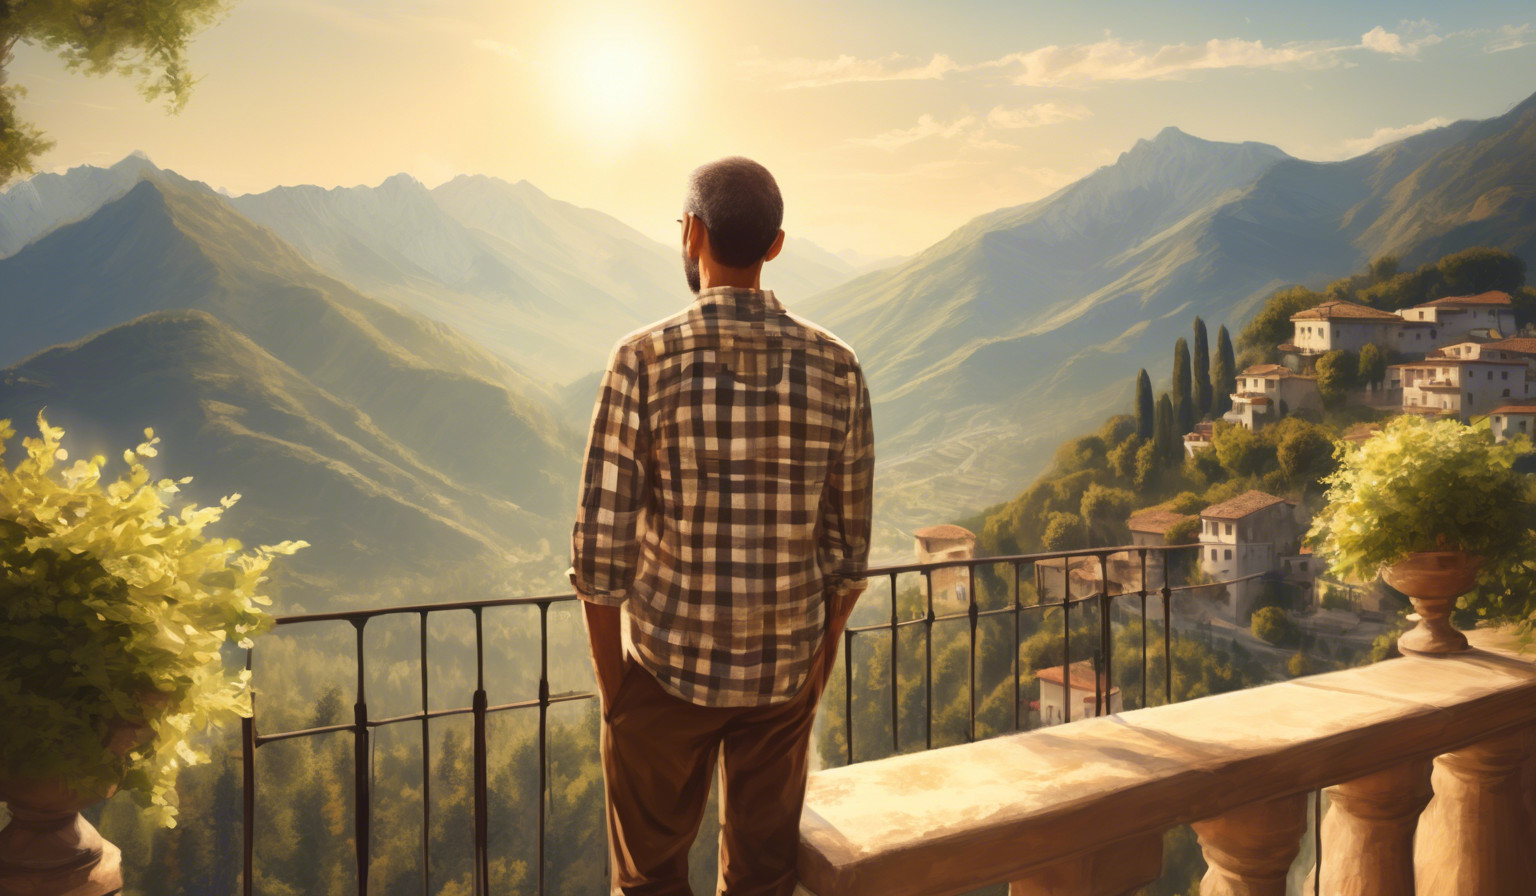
left=10, top=0, right=1536, bottom=259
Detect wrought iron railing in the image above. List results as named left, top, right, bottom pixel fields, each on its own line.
left=240, top=543, right=1270, bottom=896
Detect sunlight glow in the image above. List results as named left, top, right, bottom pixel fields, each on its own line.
left=552, top=21, right=679, bottom=140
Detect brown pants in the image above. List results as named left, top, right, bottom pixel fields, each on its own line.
left=600, top=643, right=834, bottom=896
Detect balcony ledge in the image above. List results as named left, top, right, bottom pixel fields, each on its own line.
left=797, top=629, right=1536, bottom=896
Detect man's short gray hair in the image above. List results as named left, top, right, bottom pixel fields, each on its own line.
left=684, top=157, right=783, bottom=269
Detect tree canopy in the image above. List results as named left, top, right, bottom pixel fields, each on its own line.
left=2, top=0, right=228, bottom=182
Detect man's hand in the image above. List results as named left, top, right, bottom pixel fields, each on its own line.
left=583, top=601, right=627, bottom=711
left=818, top=580, right=868, bottom=676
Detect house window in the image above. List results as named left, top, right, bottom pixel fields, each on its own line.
left=1300, top=561, right=1309, bottom=572
left=1503, top=371, right=1509, bottom=380
left=1211, top=548, right=1218, bottom=561
left=1225, top=549, right=1233, bottom=560
left=1225, top=523, right=1233, bottom=536
left=1431, top=329, right=1437, bottom=338
left=1523, top=421, right=1529, bottom=433
left=1467, top=394, right=1474, bottom=406
left=1504, top=389, right=1511, bottom=397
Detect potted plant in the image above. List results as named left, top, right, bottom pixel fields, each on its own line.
left=0, top=414, right=305, bottom=893
left=1308, top=415, right=1534, bottom=656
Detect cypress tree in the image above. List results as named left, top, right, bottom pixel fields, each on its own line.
left=1213, top=325, right=1237, bottom=416
left=1193, top=317, right=1211, bottom=418
left=1172, top=338, right=1194, bottom=435
left=1134, top=369, right=1154, bottom=440
left=1153, top=393, right=1176, bottom=467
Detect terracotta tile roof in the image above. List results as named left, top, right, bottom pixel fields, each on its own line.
left=914, top=524, right=976, bottom=541
left=1202, top=490, right=1286, bottom=521
left=1486, top=338, right=1536, bottom=355
left=1491, top=405, right=1536, bottom=415
left=1277, top=343, right=1303, bottom=353
left=1290, top=300, right=1405, bottom=322
left=1417, top=291, right=1513, bottom=308
left=1035, top=659, right=1119, bottom=695
left=1128, top=508, right=1196, bottom=535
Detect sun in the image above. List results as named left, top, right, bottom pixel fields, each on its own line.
left=553, top=22, right=678, bottom=137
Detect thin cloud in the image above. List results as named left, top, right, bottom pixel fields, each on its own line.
left=473, top=38, right=527, bottom=62
left=986, top=102, right=1092, bottom=129
left=751, top=53, right=960, bottom=89
left=755, top=27, right=1456, bottom=92
left=1487, top=24, right=1535, bottom=53
left=850, top=102, right=1089, bottom=153
left=987, top=37, right=1340, bottom=86
left=1359, top=25, right=1442, bottom=56
left=849, top=114, right=978, bottom=151
left=1338, top=116, right=1453, bottom=157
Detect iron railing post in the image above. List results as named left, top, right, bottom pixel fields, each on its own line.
left=538, top=601, right=551, bottom=896
left=1012, top=562, right=1022, bottom=731
left=241, top=651, right=255, bottom=896
left=351, top=619, right=371, bottom=896
left=1061, top=562, right=1071, bottom=725
left=923, top=570, right=934, bottom=750
left=418, top=611, right=431, bottom=896
left=967, top=563, right=978, bottom=742
left=889, top=572, right=899, bottom=754
left=471, top=608, right=489, bottom=896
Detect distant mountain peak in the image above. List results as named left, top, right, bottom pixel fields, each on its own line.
left=378, top=172, right=426, bottom=192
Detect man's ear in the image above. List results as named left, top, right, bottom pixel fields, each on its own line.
left=763, top=229, right=786, bottom=263
left=684, top=213, right=705, bottom=258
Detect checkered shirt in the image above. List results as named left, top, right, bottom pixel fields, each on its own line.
left=571, top=286, right=873, bottom=707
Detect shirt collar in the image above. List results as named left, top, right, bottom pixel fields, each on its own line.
left=694, top=286, right=785, bottom=318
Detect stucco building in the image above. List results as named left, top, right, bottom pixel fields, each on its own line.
left=1491, top=405, right=1536, bottom=442
left=914, top=524, right=977, bottom=608
left=1399, top=291, right=1515, bottom=343
left=1198, top=490, right=1305, bottom=624
left=1393, top=356, right=1532, bottom=420
left=1224, top=365, right=1322, bottom=431
left=1036, top=659, right=1122, bottom=725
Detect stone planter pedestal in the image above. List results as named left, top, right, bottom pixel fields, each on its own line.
left=0, top=778, right=122, bottom=896
left=1380, top=551, right=1478, bottom=656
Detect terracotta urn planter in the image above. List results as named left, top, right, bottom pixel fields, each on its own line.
left=1380, top=551, right=1480, bottom=656
left=0, top=718, right=153, bottom=896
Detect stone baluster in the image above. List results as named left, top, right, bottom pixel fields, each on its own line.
left=1009, top=831, right=1163, bottom=896
left=1304, top=759, right=1432, bottom=896
left=1192, top=793, right=1308, bottom=896
left=1415, top=727, right=1536, bottom=896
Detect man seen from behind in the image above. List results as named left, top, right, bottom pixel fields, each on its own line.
left=570, top=156, right=874, bottom=896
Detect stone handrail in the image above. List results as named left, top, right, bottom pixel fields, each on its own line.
left=796, top=629, right=1536, bottom=896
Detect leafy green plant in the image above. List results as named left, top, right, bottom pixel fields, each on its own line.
left=0, top=414, right=305, bottom=826
left=1308, top=416, right=1533, bottom=587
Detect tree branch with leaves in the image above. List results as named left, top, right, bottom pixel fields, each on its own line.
left=1, top=0, right=228, bottom=183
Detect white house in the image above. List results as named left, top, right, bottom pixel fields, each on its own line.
left=1199, top=490, right=1304, bottom=624
left=1393, top=357, right=1533, bottom=420
left=1490, top=405, right=1536, bottom=443
left=1284, top=300, right=1428, bottom=358
left=1036, top=659, right=1122, bottom=725
left=1224, top=365, right=1322, bottom=431
left=1128, top=508, right=1197, bottom=594
left=1399, top=291, right=1516, bottom=343
left=914, top=525, right=977, bottom=608
left=1183, top=421, right=1214, bottom=457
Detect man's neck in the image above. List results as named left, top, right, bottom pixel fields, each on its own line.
left=699, top=262, right=764, bottom=290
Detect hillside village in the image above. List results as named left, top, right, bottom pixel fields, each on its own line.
left=922, top=251, right=1536, bottom=675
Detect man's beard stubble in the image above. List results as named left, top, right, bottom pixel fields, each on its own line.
left=682, top=248, right=701, bottom=295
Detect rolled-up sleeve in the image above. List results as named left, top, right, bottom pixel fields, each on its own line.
left=571, top=342, right=648, bottom=606
left=819, top=364, right=874, bottom=593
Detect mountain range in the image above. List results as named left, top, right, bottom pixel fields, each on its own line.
left=3, top=87, right=1535, bottom=598
left=802, top=90, right=1536, bottom=541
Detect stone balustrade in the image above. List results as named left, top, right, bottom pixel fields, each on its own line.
left=796, top=628, right=1536, bottom=896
